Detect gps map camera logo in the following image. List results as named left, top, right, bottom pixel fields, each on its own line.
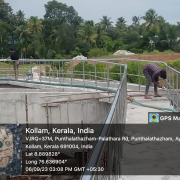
left=149, top=113, right=159, bottom=123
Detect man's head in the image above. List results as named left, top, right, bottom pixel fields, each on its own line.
left=9, top=48, right=14, bottom=53
left=159, top=70, right=166, bottom=79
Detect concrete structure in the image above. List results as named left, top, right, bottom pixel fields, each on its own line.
left=0, top=83, right=112, bottom=124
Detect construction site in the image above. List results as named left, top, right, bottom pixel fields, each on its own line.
left=0, top=58, right=179, bottom=180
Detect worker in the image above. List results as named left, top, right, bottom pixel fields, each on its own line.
left=7, top=48, right=19, bottom=80
left=143, top=63, right=166, bottom=99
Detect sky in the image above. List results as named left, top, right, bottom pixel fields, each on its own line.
left=5, top=0, right=180, bottom=25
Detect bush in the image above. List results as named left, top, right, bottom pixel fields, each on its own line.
left=74, top=61, right=95, bottom=79
left=104, top=40, right=114, bottom=52
left=153, top=50, right=160, bottom=54
left=130, top=48, right=143, bottom=54
left=163, top=50, right=174, bottom=54
left=45, top=66, right=51, bottom=76
left=71, top=47, right=81, bottom=58
left=96, top=63, right=107, bottom=79
left=55, top=54, right=65, bottom=59
left=110, top=65, right=125, bottom=81
left=88, top=48, right=109, bottom=58
left=51, top=54, right=65, bottom=70
left=143, top=49, right=175, bottom=54
left=73, top=42, right=92, bottom=57
left=167, top=60, right=180, bottom=71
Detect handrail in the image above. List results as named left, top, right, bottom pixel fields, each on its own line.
left=2, top=58, right=179, bottom=74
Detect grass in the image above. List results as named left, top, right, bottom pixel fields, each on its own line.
left=0, top=62, right=37, bottom=68
left=89, top=54, right=125, bottom=59
left=89, top=49, right=177, bottom=59
left=142, top=50, right=175, bottom=54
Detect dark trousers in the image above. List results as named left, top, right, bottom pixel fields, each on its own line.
left=143, top=71, right=157, bottom=94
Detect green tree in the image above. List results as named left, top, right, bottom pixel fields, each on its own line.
left=161, top=24, right=180, bottom=51
left=14, top=25, right=31, bottom=40
left=100, top=16, right=113, bottom=32
left=116, top=17, right=127, bottom=33
left=94, top=24, right=110, bottom=47
left=44, top=0, right=82, bottom=27
left=28, top=16, right=43, bottom=34
left=142, top=9, right=160, bottom=30
left=132, top=16, right=141, bottom=26
left=78, top=21, right=96, bottom=45
left=0, top=0, right=13, bottom=22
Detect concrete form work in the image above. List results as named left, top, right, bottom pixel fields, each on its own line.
left=0, top=83, right=112, bottom=124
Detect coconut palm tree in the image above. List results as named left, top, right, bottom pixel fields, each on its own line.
left=142, top=9, right=159, bottom=30
left=28, top=16, right=43, bottom=34
left=116, top=17, right=127, bottom=33
left=132, top=16, right=141, bottom=26
left=50, top=28, right=64, bottom=44
left=116, top=17, right=126, bottom=24
left=78, top=22, right=96, bottom=45
left=94, top=24, right=110, bottom=47
left=16, top=38, right=28, bottom=58
left=100, top=16, right=113, bottom=32
left=161, top=24, right=180, bottom=51
left=14, top=25, right=31, bottom=40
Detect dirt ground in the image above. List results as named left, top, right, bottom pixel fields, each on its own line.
left=71, top=53, right=180, bottom=66
left=125, top=53, right=180, bottom=62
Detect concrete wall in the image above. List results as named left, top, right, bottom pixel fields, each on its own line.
left=0, top=91, right=111, bottom=124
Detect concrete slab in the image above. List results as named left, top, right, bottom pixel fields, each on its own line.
left=126, top=95, right=171, bottom=124
left=124, top=93, right=179, bottom=180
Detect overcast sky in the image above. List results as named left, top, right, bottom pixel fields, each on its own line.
left=5, top=0, right=180, bottom=25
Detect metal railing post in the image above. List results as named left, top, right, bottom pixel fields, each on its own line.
left=176, top=73, right=179, bottom=111
left=53, top=61, right=55, bottom=82
left=8, top=61, right=10, bottom=80
left=71, top=61, right=73, bottom=87
left=169, top=69, right=171, bottom=105
left=95, top=62, right=97, bottom=91
left=83, top=60, right=85, bottom=88
left=59, top=61, right=61, bottom=86
left=166, top=66, right=169, bottom=99
left=31, top=61, right=32, bottom=82
left=120, top=66, right=121, bottom=81
left=4, top=61, right=6, bottom=79
left=49, top=61, right=51, bottom=83
left=172, top=70, right=174, bottom=108
left=40, top=61, right=41, bottom=84
left=45, top=61, right=46, bottom=81
left=138, top=61, right=140, bottom=91
left=107, top=64, right=109, bottom=93
left=23, top=60, right=24, bottom=80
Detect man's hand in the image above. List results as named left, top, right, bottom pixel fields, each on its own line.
left=154, top=81, right=162, bottom=88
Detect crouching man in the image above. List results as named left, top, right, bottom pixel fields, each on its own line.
left=143, top=63, right=166, bottom=99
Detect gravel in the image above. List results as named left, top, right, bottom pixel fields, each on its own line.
left=113, top=50, right=135, bottom=56
left=72, top=55, right=87, bottom=60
